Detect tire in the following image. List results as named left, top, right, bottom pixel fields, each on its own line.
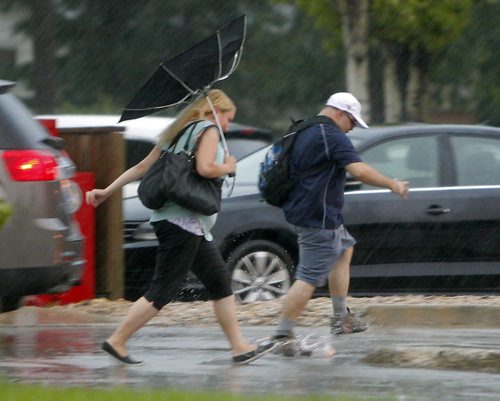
left=0, top=296, right=22, bottom=313
left=227, top=240, right=294, bottom=303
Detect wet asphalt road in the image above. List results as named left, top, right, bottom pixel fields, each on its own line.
left=1, top=314, right=500, bottom=400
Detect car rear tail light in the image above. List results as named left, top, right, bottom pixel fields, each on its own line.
left=2, top=150, right=58, bottom=181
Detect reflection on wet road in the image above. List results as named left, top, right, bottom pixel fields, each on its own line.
left=0, top=308, right=499, bottom=400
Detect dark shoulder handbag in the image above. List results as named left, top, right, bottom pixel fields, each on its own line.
left=137, top=122, right=223, bottom=215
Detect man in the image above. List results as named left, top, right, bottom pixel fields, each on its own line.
left=273, top=92, right=409, bottom=352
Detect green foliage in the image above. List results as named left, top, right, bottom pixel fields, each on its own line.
left=286, top=0, right=342, bottom=51
left=0, top=200, right=12, bottom=229
left=0, top=0, right=498, bottom=127
left=35, top=0, right=343, bottom=129
left=430, top=0, right=500, bottom=125
left=224, top=2, right=344, bottom=129
left=372, top=0, right=472, bottom=51
left=9, top=0, right=243, bottom=112
left=56, top=92, right=121, bottom=114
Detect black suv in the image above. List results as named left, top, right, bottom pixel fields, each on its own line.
left=0, top=81, right=84, bottom=312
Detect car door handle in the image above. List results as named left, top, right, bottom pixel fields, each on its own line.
left=426, top=205, right=451, bottom=216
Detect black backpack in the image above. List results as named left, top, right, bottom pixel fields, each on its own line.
left=258, top=115, right=335, bottom=207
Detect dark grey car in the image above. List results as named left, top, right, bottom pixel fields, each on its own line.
left=124, top=123, right=500, bottom=302
left=0, top=81, right=85, bottom=312
left=214, top=124, right=500, bottom=301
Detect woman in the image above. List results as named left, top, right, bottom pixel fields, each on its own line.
left=86, top=90, right=273, bottom=365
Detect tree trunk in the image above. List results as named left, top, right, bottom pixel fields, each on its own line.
left=31, top=0, right=57, bottom=113
left=382, top=45, right=402, bottom=123
left=407, top=62, right=431, bottom=121
left=415, top=48, right=431, bottom=121
left=337, top=0, right=371, bottom=122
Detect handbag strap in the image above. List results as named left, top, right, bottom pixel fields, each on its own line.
left=191, top=123, right=220, bottom=153
left=167, top=120, right=219, bottom=154
left=166, top=121, right=199, bottom=152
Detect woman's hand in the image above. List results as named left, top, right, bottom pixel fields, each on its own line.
left=224, top=154, right=237, bottom=175
left=85, top=145, right=161, bottom=208
left=85, top=188, right=110, bottom=208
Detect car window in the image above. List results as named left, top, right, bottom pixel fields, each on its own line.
left=227, top=138, right=270, bottom=160
left=451, top=135, right=500, bottom=186
left=235, top=146, right=269, bottom=184
left=360, top=136, right=439, bottom=189
left=348, top=137, right=362, bottom=150
left=126, top=139, right=155, bottom=170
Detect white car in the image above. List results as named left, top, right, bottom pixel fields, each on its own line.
left=37, top=114, right=272, bottom=161
left=37, top=113, right=273, bottom=200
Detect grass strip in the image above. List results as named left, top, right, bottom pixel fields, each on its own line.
left=0, top=381, right=395, bottom=401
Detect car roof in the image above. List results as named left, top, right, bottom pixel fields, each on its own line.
left=348, top=123, right=500, bottom=147
left=37, top=114, right=275, bottom=144
left=0, top=80, right=16, bottom=94
left=36, top=114, right=173, bottom=141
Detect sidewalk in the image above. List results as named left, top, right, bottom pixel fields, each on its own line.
left=1, top=297, right=500, bottom=374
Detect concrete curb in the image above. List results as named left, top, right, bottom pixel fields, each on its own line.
left=2, top=303, right=500, bottom=329
left=354, top=304, right=500, bottom=373
left=359, top=304, right=500, bottom=328
left=363, top=346, right=500, bottom=374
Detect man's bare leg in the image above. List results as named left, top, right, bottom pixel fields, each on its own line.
left=274, top=279, right=316, bottom=337
left=328, top=247, right=353, bottom=316
left=328, top=247, right=367, bottom=334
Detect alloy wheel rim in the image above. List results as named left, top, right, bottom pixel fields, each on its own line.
left=231, top=251, right=291, bottom=303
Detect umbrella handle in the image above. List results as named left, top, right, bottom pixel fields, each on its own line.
left=205, top=95, right=229, bottom=151
left=205, top=94, right=236, bottom=179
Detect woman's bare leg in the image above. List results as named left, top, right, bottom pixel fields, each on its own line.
left=106, top=296, right=159, bottom=356
left=212, top=295, right=255, bottom=355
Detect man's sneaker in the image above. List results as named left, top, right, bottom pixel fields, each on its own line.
left=271, top=335, right=313, bottom=357
left=330, top=309, right=368, bottom=335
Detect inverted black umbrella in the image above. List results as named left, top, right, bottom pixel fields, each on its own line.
left=119, top=14, right=247, bottom=123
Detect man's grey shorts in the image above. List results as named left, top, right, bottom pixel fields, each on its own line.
left=295, top=225, right=356, bottom=287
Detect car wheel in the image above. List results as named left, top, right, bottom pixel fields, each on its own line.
left=0, top=296, right=22, bottom=313
left=227, top=240, right=294, bottom=303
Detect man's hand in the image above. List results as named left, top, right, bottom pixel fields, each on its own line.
left=390, top=179, right=409, bottom=199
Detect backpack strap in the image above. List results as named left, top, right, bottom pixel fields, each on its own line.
left=289, top=115, right=336, bottom=134
left=289, top=115, right=337, bottom=179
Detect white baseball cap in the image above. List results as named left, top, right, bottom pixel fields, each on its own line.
left=326, top=92, right=369, bottom=129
